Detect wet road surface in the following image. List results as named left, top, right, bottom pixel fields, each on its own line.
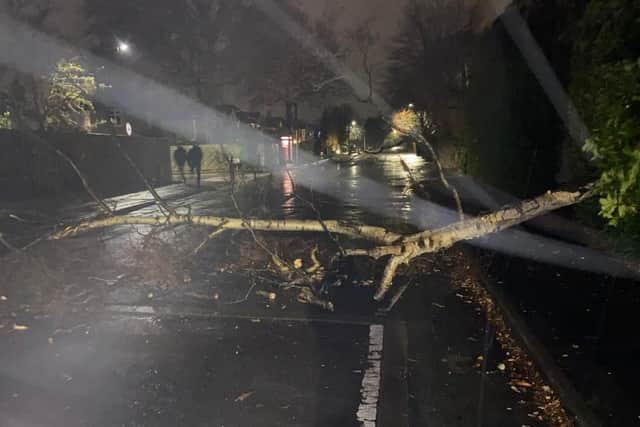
left=1, top=155, right=538, bottom=426
left=1, top=315, right=370, bottom=427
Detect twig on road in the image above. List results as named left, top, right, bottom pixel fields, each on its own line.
left=193, top=227, right=227, bottom=255
left=222, top=280, right=258, bottom=305
left=20, top=229, right=57, bottom=252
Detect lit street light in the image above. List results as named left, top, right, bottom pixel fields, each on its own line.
left=116, top=41, right=131, bottom=54
left=349, top=120, right=364, bottom=154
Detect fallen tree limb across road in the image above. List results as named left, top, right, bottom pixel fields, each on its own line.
left=51, top=185, right=595, bottom=301
left=51, top=216, right=403, bottom=246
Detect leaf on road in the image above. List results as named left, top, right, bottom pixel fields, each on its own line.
left=293, top=258, right=303, bottom=269
left=234, top=391, right=255, bottom=402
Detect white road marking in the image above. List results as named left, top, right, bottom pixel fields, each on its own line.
left=357, top=324, right=384, bottom=427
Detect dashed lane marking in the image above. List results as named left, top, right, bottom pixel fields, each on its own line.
left=357, top=324, right=384, bottom=427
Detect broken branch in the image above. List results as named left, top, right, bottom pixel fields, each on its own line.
left=49, top=185, right=595, bottom=303
left=51, top=215, right=402, bottom=244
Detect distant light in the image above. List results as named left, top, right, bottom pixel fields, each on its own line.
left=281, top=136, right=292, bottom=148
left=351, top=120, right=357, bottom=126
left=117, top=41, right=131, bottom=54
left=408, top=103, right=414, bottom=108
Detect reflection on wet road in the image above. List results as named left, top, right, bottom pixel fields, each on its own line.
left=281, top=154, right=430, bottom=227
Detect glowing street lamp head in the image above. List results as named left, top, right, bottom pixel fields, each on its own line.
left=351, top=120, right=357, bottom=126
left=408, top=103, right=415, bottom=109
left=117, top=41, right=131, bottom=54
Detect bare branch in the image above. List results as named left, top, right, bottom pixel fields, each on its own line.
left=311, top=75, right=345, bottom=92
left=285, top=169, right=346, bottom=256
left=297, top=287, right=335, bottom=311
left=408, top=186, right=594, bottom=247
left=379, top=281, right=411, bottom=314
left=0, top=233, right=19, bottom=253
left=344, top=246, right=402, bottom=259
left=222, top=280, right=258, bottom=305
left=51, top=215, right=402, bottom=245
left=305, top=246, right=323, bottom=274
left=192, top=228, right=226, bottom=255
left=372, top=185, right=595, bottom=299
left=113, top=135, right=175, bottom=216
left=23, top=131, right=114, bottom=216
left=393, top=125, right=464, bottom=220
left=376, top=253, right=412, bottom=300
left=48, top=181, right=595, bottom=304
left=230, top=192, right=300, bottom=277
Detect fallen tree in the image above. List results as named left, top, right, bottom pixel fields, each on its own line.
left=50, top=184, right=595, bottom=302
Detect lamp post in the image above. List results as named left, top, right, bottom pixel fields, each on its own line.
left=109, top=39, right=134, bottom=136
left=348, top=120, right=359, bottom=154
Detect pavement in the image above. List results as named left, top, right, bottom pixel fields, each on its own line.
left=0, top=158, right=545, bottom=426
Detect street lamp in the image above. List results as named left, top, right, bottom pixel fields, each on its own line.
left=408, top=103, right=415, bottom=109
left=116, top=41, right=131, bottom=55
left=349, top=120, right=364, bottom=154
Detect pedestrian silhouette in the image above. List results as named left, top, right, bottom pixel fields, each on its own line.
left=187, top=144, right=203, bottom=188
left=173, top=146, right=187, bottom=184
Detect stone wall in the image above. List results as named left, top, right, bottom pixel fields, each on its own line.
left=0, top=130, right=171, bottom=201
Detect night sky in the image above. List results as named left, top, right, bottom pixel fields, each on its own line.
left=297, top=0, right=407, bottom=61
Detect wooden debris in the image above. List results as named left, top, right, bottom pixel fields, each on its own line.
left=234, top=391, right=255, bottom=402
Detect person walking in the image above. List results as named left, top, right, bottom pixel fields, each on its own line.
left=187, top=144, right=203, bottom=188
left=173, top=145, right=187, bottom=184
